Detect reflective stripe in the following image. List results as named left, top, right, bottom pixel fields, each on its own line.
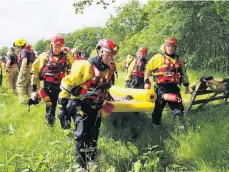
left=61, top=83, right=72, bottom=93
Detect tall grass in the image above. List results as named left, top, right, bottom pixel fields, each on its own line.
left=0, top=70, right=229, bottom=171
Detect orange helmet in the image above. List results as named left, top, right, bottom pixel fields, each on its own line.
left=96, top=39, right=119, bottom=55
left=165, top=37, right=177, bottom=46
left=50, top=35, right=65, bottom=45
left=137, top=47, right=148, bottom=58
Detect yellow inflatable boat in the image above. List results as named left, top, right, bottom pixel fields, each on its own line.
left=108, top=100, right=154, bottom=112
left=109, top=86, right=157, bottom=103
left=101, top=86, right=157, bottom=115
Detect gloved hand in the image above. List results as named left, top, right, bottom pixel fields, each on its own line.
left=31, top=92, right=38, bottom=101
left=57, top=98, right=70, bottom=129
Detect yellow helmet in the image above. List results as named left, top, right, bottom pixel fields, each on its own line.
left=13, top=38, right=26, bottom=47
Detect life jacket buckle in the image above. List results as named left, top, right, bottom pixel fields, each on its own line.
left=164, top=71, right=172, bottom=76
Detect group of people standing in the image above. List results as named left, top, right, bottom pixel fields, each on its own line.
left=0, top=36, right=190, bottom=171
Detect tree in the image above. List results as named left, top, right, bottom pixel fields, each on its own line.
left=0, top=47, right=8, bottom=57
left=33, top=39, right=50, bottom=52
left=71, top=27, right=103, bottom=54
left=73, top=0, right=115, bottom=14
left=103, top=1, right=146, bottom=44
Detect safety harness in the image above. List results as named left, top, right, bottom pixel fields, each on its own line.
left=39, top=51, right=68, bottom=84
left=152, top=53, right=182, bottom=84
left=76, top=65, right=113, bottom=104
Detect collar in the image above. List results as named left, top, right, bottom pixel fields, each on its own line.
left=90, top=56, right=109, bottom=71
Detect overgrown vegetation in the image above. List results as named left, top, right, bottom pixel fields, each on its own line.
left=0, top=70, right=229, bottom=171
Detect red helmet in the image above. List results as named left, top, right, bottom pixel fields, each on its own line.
left=137, top=47, right=148, bottom=58
left=96, top=39, right=119, bottom=55
left=50, top=35, right=65, bottom=45
left=165, top=37, right=177, bottom=46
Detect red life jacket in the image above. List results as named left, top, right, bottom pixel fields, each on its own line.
left=153, top=54, right=182, bottom=84
left=40, top=52, right=68, bottom=84
left=131, top=58, right=147, bottom=78
left=79, top=65, right=112, bottom=103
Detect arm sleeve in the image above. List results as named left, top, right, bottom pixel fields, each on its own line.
left=59, top=60, right=94, bottom=99
left=125, top=59, right=136, bottom=81
left=31, top=52, right=48, bottom=88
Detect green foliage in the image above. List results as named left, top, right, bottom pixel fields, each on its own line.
left=73, top=0, right=115, bottom=14
left=0, top=47, right=8, bottom=57
left=103, top=1, right=146, bottom=44
left=1, top=70, right=229, bottom=171
left=71, top=27, right=103, bottom=53
left=33, top=39, right=50, bottom=53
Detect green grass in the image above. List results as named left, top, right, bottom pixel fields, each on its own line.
left=0, top=70, right=229, bottom=171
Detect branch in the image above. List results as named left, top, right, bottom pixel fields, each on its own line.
left=73, top=0, right=115, bottom=14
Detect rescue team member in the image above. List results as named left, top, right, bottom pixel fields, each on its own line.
left=5, top=47, right=19, bottom=92
left=30, top=35, right=74, bottom=126
left=14, top=39, right=33, bottom=104
left=108, top=59, right=118, bottom=85
left=125, top=47, right=148, bottom=88
left=72, top=48, right=84, bottom=60
left=57, top=39, right=118, bottom=170
left=144, top=38, right=189, bottom=127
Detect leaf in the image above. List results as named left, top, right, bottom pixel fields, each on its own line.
left=133, top=160, right=142, bottom=172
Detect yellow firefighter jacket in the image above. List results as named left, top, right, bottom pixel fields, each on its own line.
left=59, top=60, right=110, bottom=99
left=31, top=51, right=74, bottom=89
left=145, top=53, right=189, bottom=86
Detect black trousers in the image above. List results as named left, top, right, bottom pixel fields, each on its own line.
left=43, top=82, right=61, bottom=124
left=74, top=102, right=101, bottom=167
left=152, top=84, right=184, bottom=125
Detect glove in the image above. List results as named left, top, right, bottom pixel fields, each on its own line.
left=57, top=98, right=70, bottom=129
left=31, top=92, right=38, bottom=101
